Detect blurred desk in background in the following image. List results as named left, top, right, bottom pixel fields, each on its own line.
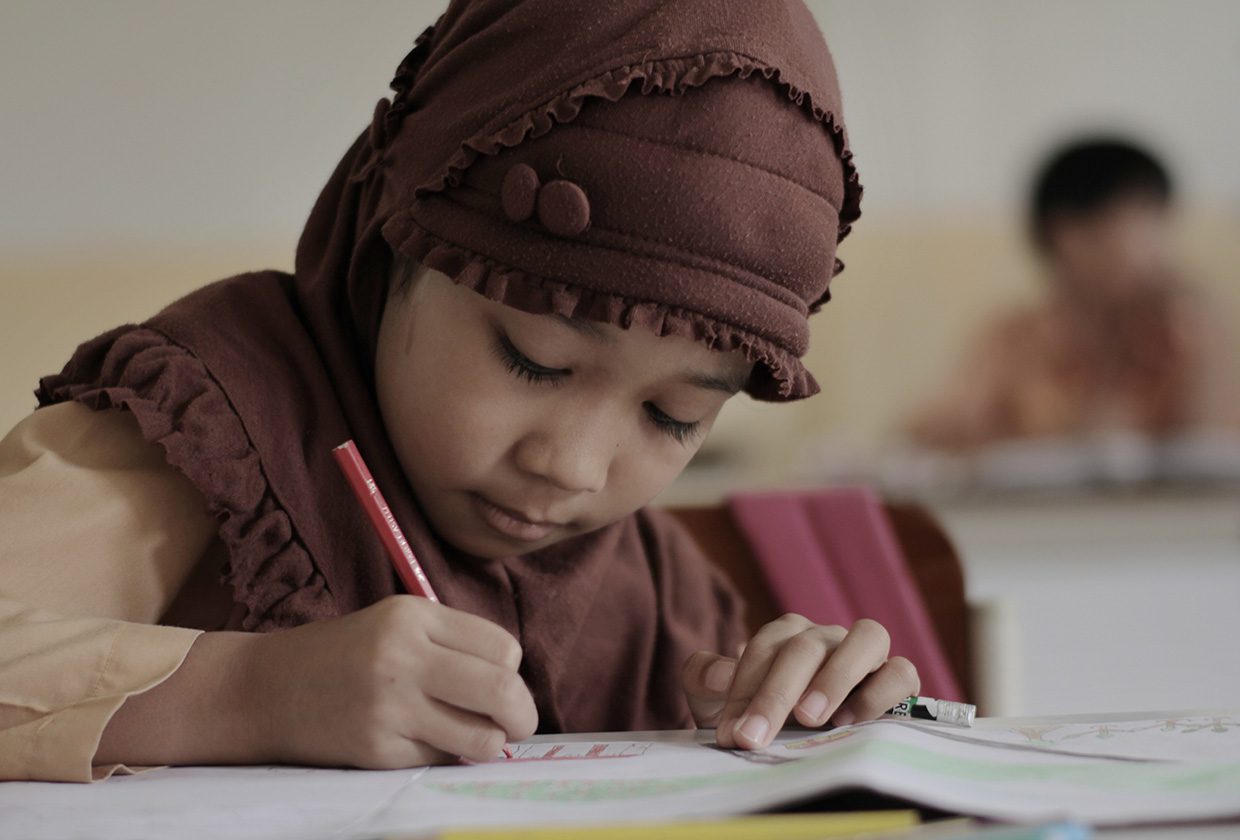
left=932, top=489, right=1240, bottom=716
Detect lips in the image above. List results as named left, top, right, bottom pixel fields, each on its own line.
left=471, top=492, right=565, bottom=543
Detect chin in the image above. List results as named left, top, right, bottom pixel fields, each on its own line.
left=445, top=529, right=563, bottom=560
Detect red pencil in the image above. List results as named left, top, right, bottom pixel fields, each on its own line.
left=332, top=439, right=512, bottom=759
left=332, top=439, right=439, bottom=602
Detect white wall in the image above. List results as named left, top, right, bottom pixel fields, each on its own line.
left=0, top=1, right=440, bottom=251
left=812, top=0, right=1240, bottom=220
left=2, top=1, right=1236, bottom=252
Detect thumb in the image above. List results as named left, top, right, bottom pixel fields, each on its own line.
left=681, top=651, right=737, bottom=728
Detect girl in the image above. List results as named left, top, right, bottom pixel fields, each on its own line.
left=0, top=0, right=919, bottom=782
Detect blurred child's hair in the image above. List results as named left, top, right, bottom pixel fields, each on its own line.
left=1029, top=136, right=1174, bottom=250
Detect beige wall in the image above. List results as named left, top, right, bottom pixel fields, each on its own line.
left=6, top=216, right=1236, bottom=461
left=2, top=246, right=287, bottom=429
left=703, top=214, right=1240, bottom=469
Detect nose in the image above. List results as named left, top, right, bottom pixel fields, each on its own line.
left=512, top=402, right=618, bottom=494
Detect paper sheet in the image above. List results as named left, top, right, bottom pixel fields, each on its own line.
left=0, top=764, right=424, bottom=840
left=2, top=711, right=1239, bottom=839
left=363, top=716, right=1240, bottom=834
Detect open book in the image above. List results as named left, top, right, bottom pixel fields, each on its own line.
left=3, top=709, right=1238, bottom=839
left=372, top=709, right=1240, bottom=833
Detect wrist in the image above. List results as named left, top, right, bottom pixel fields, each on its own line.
left=96, top=630, right=272, bottom=767
left=170, top=631, right=273, bottom=764
left=221, top=629, right=283, bottom=764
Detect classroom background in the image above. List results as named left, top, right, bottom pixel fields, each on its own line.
left=3, top=1, right=1238, bottom=719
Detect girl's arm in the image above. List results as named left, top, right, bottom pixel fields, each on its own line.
left=2, top=402, right=537, bottom=779
left=0, top=401, right=218, bottom=781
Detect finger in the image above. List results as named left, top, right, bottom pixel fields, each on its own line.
left=793, top=618, right=891, bottom=728
left=424, top=604, right=525, bottom=670
left=420, top=648, right=539, bottom=740
left=681, top=651, right=737, bottom=727
left=715, top=613, right=815, bottom=748
left=830, top=656, right=921, bottom=727
left=406, top=695, right=512, bottom=764
left=731, top=625, right=846, bottom=748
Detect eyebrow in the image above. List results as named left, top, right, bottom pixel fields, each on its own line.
left=551, top=314, right=613, bottom=342
left=681, top=370, right=749, bottom=395
left=549, top=313, right=747, bottom=394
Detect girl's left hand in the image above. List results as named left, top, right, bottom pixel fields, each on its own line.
left=682, top=614, right=919, bottom=749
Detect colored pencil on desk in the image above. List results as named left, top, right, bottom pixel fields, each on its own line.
left=418, top=810, right=919, bottom=839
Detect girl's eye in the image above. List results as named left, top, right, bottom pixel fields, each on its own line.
left=494, top=333, right=568, bottom=385
left=494, top=330, right=700, bottom=443
left=644, top=402, right=702, bottom=445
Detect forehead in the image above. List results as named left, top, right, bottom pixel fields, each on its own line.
left=1065, top=192, right=1169, bottom=225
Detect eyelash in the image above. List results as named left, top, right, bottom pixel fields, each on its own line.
left=493, top=332, right=702, bottom=444
left=644, top=403, right=702, bottom=445
left=494, top=333, right=566, bottom=386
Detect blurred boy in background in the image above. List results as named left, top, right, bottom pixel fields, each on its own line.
left=908, top=137, right=1237, bottom=451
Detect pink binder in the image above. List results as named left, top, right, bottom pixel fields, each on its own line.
left=727, top=487, right=963, bottom=701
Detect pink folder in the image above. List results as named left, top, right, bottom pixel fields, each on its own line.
left=727, top=487, right=963, bottom=701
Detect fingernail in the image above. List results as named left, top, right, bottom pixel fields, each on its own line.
left=833, top=708, right=856, bottom=727
left=798, top=690, right=829, bottom=723
left=736, top=713, right=770, bottom=746
left=703, top=660, right=735, bottom=693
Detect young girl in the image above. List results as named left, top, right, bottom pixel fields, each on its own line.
left=0, top=0, right=919, bottom=782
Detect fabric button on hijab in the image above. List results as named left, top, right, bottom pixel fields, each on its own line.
left=501, top=163, right=540, bottom=222
left=537, top=179, right=591, bottom=236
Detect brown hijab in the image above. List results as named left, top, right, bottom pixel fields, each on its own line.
left=37, top=0, right=860, bottom=732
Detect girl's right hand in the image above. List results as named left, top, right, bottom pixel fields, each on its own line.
left=250, top=594, right=538, bottom=768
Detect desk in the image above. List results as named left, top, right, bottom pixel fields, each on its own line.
left=1096, top=827, right=1239, bottom=839
left=933, top=491, right=1240, bottom=716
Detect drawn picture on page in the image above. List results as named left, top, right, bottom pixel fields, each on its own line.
left=504, top=742, right=652, bottom=761
left=927, top=715, right=1240, bottom=762
left=1007, top=716, right=1239, bottom=745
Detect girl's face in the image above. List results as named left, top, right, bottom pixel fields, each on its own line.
left=375, top=265, right=752, bottom=559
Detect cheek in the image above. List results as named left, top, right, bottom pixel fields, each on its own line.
left=376, top=327, right=516, bottom=491
left=602, top=436, right=700, bottom=513
left=384, top=377, right=492, bottom=487
left=1055, top=229, right=1098, bottom=270
left=598, top=402, right=726, bottom=516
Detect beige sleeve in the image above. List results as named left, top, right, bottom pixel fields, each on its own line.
left=0, top=401, right=218, bottom=782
